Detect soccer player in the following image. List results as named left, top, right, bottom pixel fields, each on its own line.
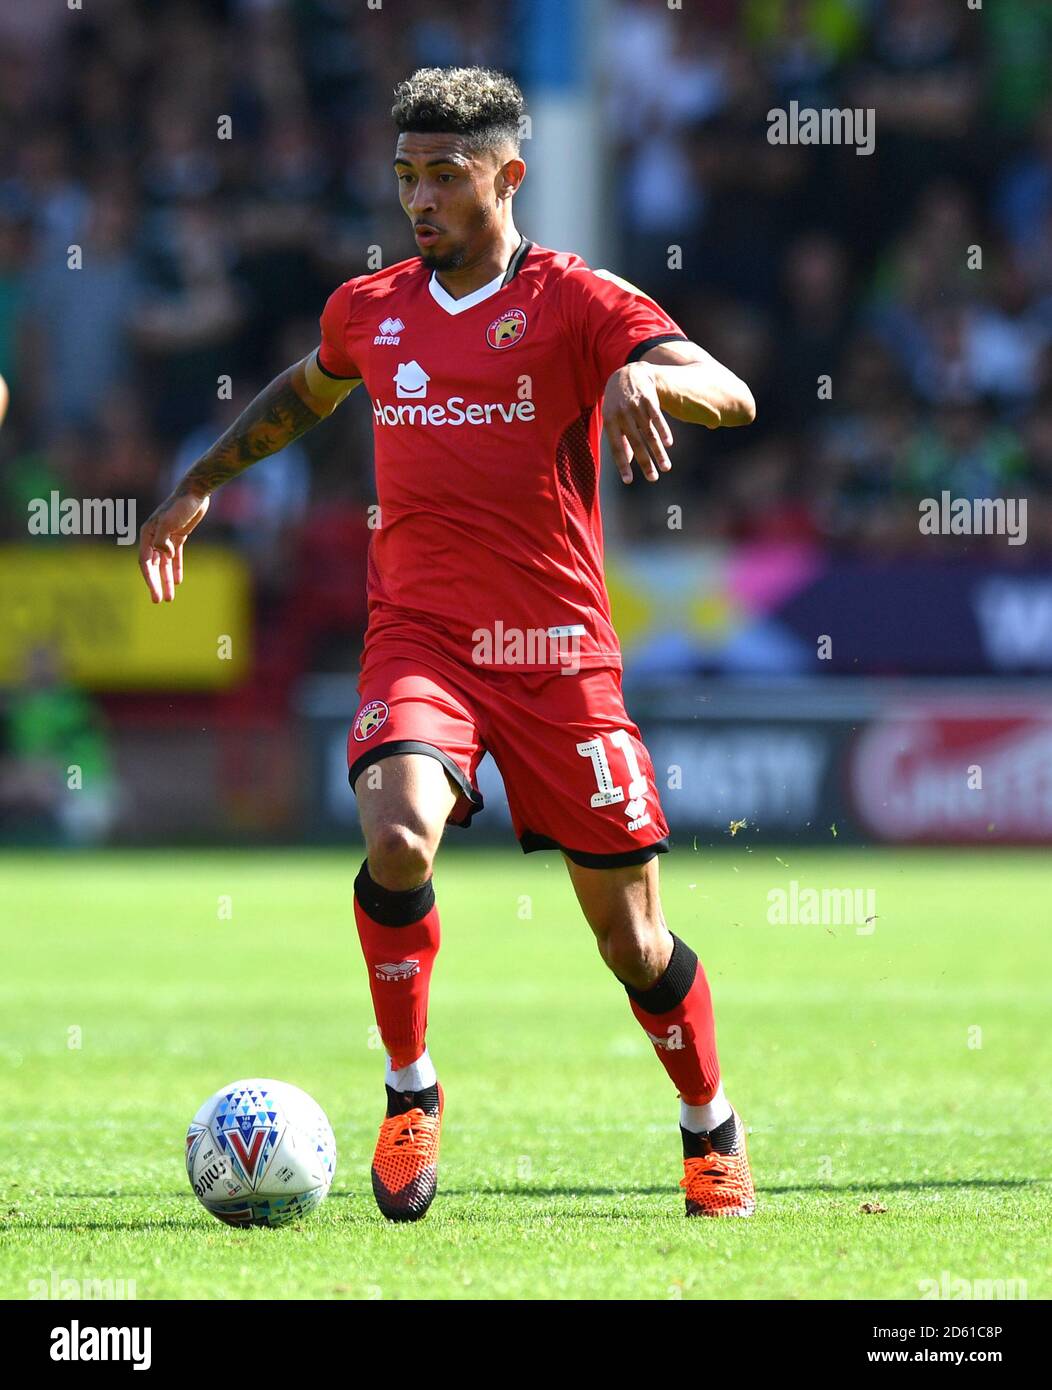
left=139, top=68, right=758, bottom=1221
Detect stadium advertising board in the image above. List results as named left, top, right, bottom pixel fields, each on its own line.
left=606, top=547, right=1052, bottom=677
left=0, top=544, right=251, bottom=689
left=302, top=675, right=1052, bottom=846
left=850, top=707, right=1052, bottom=843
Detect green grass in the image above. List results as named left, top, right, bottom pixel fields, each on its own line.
left=1, top=846, right=1050, bottom=1300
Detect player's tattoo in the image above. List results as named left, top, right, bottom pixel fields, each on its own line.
left=174, top=375, right=322, bottom=497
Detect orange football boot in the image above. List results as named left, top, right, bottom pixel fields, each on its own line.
left=680, top=1109, right=756, bottom=1217
left=371, top=1083, right=444, bottom=1221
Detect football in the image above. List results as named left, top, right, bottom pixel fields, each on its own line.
left=185, top=1079, right=336, bottom=1227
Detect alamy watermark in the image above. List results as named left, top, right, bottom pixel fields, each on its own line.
left=28, top=491, right=137, bottom=545
left=49, top=1321, right=151, bottom=1370
left=767, top=880, right=877, bottom=933
left=918, top=1271, right=1028, bottom=1301
left=471, top=621, right=583, bottom=674
left=29, top=1269, right=137, bottom=1299
left=767, top=101, right=875, bottom=157
left=919, top=493, right=1026, bottom=546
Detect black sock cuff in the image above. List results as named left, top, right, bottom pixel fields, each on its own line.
left=354, top=860, right=435, bottom=926
left=622, top=933, right=698, bottom=1014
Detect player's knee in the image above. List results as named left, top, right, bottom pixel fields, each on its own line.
left=597, top=921, right=670, bottom=991
left=367, top=822, right=435, bottom=890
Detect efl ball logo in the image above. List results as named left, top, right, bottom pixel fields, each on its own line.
left=353, top=699, right=389, bottom=741
left=487, top=308, right=527, bottom=350
left=185, top=1078, right=337, bottom=1228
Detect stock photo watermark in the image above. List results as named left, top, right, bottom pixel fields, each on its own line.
left=27, top=492, right=137, bottom=546
left=49, top=1321, right=151, bottom=1370
left=766, top=880, right=877, bottom=933
left=918, top=1272, right=1028, bottom=1301
left=471, top=621, right=583, bottom=673
left=767, top=102, right=875, bottom=157
left=919, top=493, right=1027, bottom=546
left=29, top=1270, right=137, bottom=1300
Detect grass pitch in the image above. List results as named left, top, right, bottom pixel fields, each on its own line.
left=1, top=846, right=1050, bottom=1300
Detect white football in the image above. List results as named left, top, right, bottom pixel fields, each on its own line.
left=186, top=1078, right=336, bottom=1226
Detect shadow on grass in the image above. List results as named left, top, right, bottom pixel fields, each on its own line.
left=14, top=1177, right=1035, bottom=1228
left=758, top=1179, right=1037, bottom=1195
left=13, top=1222, right=208, bottom=1232
left=44, top=1177, right=1039, bottom=1201
left=437, top=1178, right=1036, bottom=1197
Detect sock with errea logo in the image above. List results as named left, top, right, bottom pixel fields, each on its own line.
left=354, top=859, right=440, bottom=1081
left=620, top=932, right=723, bottom=1112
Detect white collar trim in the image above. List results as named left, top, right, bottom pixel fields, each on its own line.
left=428, top=267, right=507, bottom=315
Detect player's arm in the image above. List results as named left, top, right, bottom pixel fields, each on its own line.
left=171, top=351, right=358, bottom=498
left=601, top=340, right=755, bottom=484
left=138, top=353, right=361, bottom=603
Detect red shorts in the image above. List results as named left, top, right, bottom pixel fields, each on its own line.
left=347, top=639, right=669, bottom=868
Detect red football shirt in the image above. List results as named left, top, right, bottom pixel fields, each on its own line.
left=317, top=239, right=687, bottom=671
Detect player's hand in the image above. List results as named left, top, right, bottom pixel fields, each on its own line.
left=138, top=490, right=210, bottom=603
left=602, top=362, right=674, bottom=483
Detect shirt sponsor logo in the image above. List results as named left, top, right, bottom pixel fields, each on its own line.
left=353, top=699, right=389, bottom=741
left=373, top=396, right=536, bottom=427
left=375, top=316, right=404, bottom=345
left=374, top=960, right=420, bottom=982
left=394, top=360, right=429, bottom=398
left=487, top=307, right=527, bottom=349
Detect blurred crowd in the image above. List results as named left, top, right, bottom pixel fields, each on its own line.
left=0, top=0, right=1051, bottom=666
left=606, top=0, right=1052, bottom=548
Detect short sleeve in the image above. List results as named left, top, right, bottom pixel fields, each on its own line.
left=562, top=266, right=688, bottom=396
left=317, top=279, right=362, bottom=379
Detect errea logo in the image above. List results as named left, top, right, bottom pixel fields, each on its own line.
left=374, top=961, right=420, bottom=982
left=375, top=316, right=404, bottom=345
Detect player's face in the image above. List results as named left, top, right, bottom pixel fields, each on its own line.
left=394, top=132, right=507, bottom=271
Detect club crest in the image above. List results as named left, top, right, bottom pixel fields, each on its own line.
left=487, top=308, right=527, bottom=350
left=353, top=699, right=389, bottom=741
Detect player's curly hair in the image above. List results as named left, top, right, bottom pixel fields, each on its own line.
left=392, top=67, right=525, bottom=156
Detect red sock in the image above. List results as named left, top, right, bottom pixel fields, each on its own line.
left=622, top=934, right=720, bottom=1104
left=353, top=860, right=440, bottom=1070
